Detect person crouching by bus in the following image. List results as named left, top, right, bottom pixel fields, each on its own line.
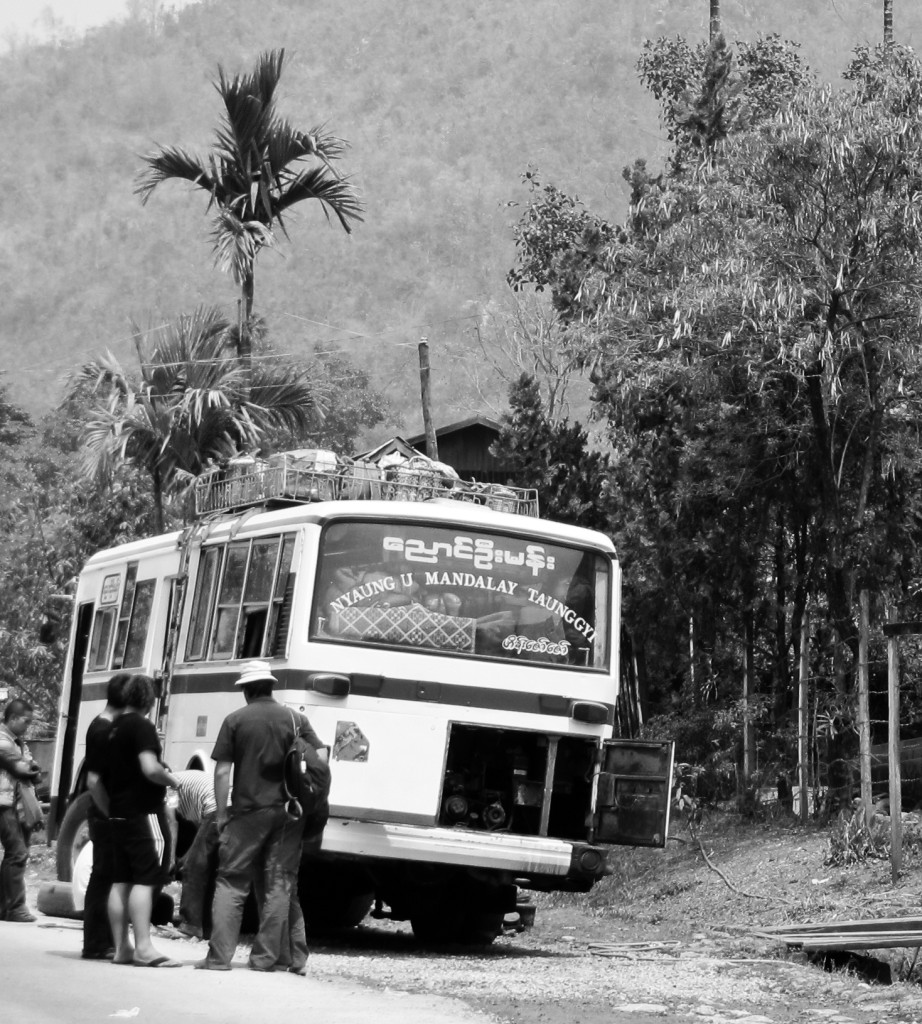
left=197, top=659, right=324, bottom=974
left=81, top=672, right=131, bottom=959
left=0, top=698, right=42, bottom=923
left=100, top=673, right=182, bottom=967
left=164, top=768, right=218, bottom=940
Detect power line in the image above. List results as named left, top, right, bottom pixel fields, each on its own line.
left=10, top=307, right=490, bottom=380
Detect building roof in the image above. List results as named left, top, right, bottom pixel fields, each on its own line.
left=406, top=415, right=502, bottom=445
left=353, top=435, right=426, bottom=463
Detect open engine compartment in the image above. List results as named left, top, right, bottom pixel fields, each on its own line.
left=438, top=723, right=596, bottom=840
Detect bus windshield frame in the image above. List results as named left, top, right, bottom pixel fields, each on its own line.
left=309, top=519, right=611, bottom=671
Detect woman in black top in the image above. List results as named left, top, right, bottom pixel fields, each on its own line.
left=101, top=674, right=181, bottom=968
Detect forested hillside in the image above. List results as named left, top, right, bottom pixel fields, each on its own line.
left=2, top=0, right=920, bottom=435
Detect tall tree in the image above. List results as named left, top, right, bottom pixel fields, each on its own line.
left=494, top=374, right=609, bottom=531
left=595, top=49, right=922, bottom=773
left=507, top=41, right=922, bottom=797
left=135, top=49, right=364, bottom=380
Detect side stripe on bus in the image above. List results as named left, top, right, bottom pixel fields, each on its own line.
left=80, top=669, right=615, bottom=724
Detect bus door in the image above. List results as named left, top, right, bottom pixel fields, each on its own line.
left=593, top=739, right=675, bottom=848
left=49, top=601, right=94, bottom=839
left=155, top=573, right=185, bottom=731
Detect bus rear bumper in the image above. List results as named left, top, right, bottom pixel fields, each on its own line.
left=318, top=818, right=612, bottom=890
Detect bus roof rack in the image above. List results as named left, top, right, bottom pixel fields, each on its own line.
left=193, top=453, right=540, bottom=519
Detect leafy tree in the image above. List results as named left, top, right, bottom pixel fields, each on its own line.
left=258, top=346, right=389, bottom=456
left=71, top=306, right=327, bottom=531
left=0, top=388, right=157, bottom=728
left=494, top=374, right=609, bottom=531
left=506, top=41, right=922, bottom=801
left=506, top=169, right=619, bottom=321
left=637, top=33, right=808, bottom=162
left=465, top=295, right=590, bottom=423
left=135, top=48, right=364, bottom=377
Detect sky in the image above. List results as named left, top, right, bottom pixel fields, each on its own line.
left=0, top=0, right=129, bottom=38
left=0, top=1, right=196, bottom=46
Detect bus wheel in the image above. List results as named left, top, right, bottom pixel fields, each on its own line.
left=304, top=889, right=374, bottom=933
left=55, top=792, right=94, bottom=882
left=300, top=862, right=374, bottom=933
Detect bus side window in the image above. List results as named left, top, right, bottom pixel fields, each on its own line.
left=87, top=607, right=117, bottom=671
left=186, top=547, right=222, bottom=661
left=233, top=538, right=285, bottom=658
left=120, top=579, right=156, bottom=668
left=187, top=534, right=294, bottom=662
left=264, top=537, right=296, bottom=657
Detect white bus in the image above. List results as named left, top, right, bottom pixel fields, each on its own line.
left=49, top=458, right=673, bottom=943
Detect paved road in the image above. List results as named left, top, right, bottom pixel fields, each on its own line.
left=1, top=915, right=490, bottom=1024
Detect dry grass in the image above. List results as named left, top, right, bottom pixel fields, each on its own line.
left=542, top=809, right=922, bottom=943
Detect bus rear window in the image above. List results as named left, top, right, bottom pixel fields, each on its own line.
left=311, top=521, right=609, bottom=669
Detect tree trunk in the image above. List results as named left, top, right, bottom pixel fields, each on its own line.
left=857, top=590, right=873, bottom=826
left=742, top=608, right=756, bottom=786
left=238, top=269, right=255, bottom=395
left=152, top=466, right=165, bottom=535
left=709, top=0, right=721, bottom=41
left=884, top=0, right=894, bottom=46
left=804, top=360, right=859, bottom=665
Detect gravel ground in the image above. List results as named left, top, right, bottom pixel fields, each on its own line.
left=24, top=821, right=922, bottom=1024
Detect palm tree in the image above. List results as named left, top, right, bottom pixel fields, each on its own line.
left=135, top=49, right=364, bottom=379
left=70, top=307, right=327, bottom=532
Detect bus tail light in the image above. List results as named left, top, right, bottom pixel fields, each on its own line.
left=310, top=673, right=351, bottom=697
left=570, top=700, right=609, bottom=724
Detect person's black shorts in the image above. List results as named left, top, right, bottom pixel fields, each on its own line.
left=109, top=813, right=168, bottom=886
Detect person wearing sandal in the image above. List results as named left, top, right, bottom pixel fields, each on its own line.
left=99, top=674, right=183, bottom=968
left=81, top=672, right=131, bottom=960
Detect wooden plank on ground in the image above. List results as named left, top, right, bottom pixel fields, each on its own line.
left=799, top=934, right=922, bottom=951
left=756, top=916, right=922, bottom=935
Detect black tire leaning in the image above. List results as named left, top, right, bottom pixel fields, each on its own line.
left=36, top=880, right=80, bottom=919
left=55, top=791, right=94, bottom=882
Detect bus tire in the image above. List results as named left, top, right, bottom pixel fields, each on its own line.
left=304, top=889, right=374, bottom=933
left=300, top=861, right=374, bottom=933
left=55, top=792, right=94, bottom=882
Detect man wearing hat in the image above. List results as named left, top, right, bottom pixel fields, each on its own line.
left=198, top=660, right=325, bottom=973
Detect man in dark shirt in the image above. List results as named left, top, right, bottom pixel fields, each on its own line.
left=197, top=660, right=325, bottom=974
left=101, top=673, right=181, bottom=968
left=81, top=672, right=130, bottom=959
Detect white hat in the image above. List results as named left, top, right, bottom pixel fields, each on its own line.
left=235, top=659, right=278, bottom=687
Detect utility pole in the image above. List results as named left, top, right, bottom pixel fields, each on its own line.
left=418, top=337, right=439, bottom=461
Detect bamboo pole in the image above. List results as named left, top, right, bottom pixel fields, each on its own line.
left=418, top=338, right=439, bottom=461
left=798, top=610, right=809, bottom=824
left=888, top=604, right=902, bottom=883
left=857, top=590, right=873, bottom=826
